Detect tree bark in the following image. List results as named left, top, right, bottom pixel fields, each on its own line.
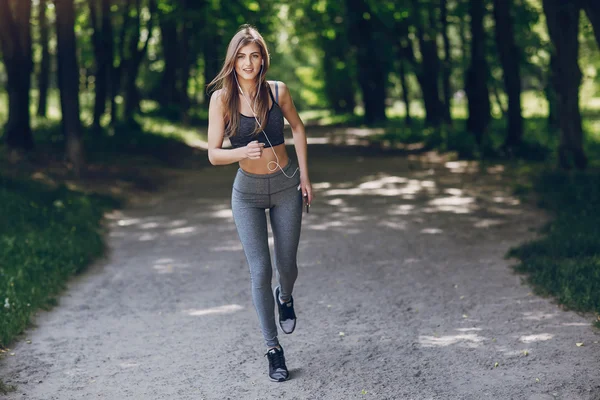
left=158, top=5, right=179, bottom=107
left=440, top=0, right=453, bottom=124
left=0, top=0, right=34, bottom=151
left=465, top=0, right=491, bottom=146
left=123, top=0, right=156, bottom=123
left=321, top=1, right=355, bottom=114
left=582, top=0, right=600, bottom=48
left=492, top=0, right=523, bottom=152
left=110, top=0, right=135, bottom=124
left=89, top=0, right=114, bottom=133
left=345, top=0, right=388, bottom=125
left=399, top=59, right=412, bottom=126
left=545, top=54, right=559, bottom=129
left=409, top=0, right=444, bottom=127
left=55, top=0, right=85, bottom=174
left=543, top=0, right=586, bottom=169
left=37, top=0, right=50, bottom=118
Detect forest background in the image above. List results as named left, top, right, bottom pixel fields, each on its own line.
left=1, top=1, right=600, bottom=392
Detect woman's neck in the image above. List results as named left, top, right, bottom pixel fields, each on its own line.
left=237, top=78, right=260, bottom=99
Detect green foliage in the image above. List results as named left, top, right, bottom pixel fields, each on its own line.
left=0, top=176, right=119, bottom=348
left=0, top=379, right=16, bottom=395
left=508, top=170, right=600, bottom=315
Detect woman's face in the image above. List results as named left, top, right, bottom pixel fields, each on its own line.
left=235, top=42, right=263, bottom=81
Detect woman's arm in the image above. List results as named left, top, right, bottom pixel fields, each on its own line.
left=207, top=90, right=264, bottom=165
left=276, top=81, right=314, bottom=205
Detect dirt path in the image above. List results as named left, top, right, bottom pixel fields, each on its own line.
left=1, top=142, right=599, bottom=400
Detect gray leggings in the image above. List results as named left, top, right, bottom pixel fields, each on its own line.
left=231, top=160, right=303, bottom=348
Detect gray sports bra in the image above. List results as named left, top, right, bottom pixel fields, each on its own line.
left=229, top=82, right=285, bottom=149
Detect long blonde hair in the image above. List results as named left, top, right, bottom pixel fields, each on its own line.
left=207, top=25, right=271, bottom=138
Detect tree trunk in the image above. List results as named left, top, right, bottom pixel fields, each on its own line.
left=543, top=0, right=586, bottom=169
left=110, top=0, right=135, bottom=124
left=545, top=54, right=559, bottom=129
left=399, top=59, right=412, bottom=126
left=410, top=0, right=444, bottom=126
left=0, top=0, right=34, bottom=151
left=37, top=0, right=50, bottom=118
left=123, top=0, right=156, bottom=123
left=55, top=0, right=85, bottom=174
left=321, top=1, right=355, bottom=114
left=203, top=28, right=220, bottom=108
left=582, top=1, right=600, bottom=48
left=158, top=7, right=179, bottom=107
left=493, top=0, right=523, bottom=152
left=89, top=0, right=113, bottom=133
left=440, top=0, right=452, bottom=124
left=465, top=0, right=491, bottom=146
left=345, top=0, right=388, bottom=125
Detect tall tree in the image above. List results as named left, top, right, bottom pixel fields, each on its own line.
left=402, top=0, right=445, bottom=126
left=543, top=0, right=586, bottom=169
left=0, top=0, right=34, bottom=151
left=89, top=0, right=114, bottom=133
left=37, top=0, right=51, bottom=118
left=581, top=1, right=600, bottom=48
left=492, top=0, right=523, bottom=151
left=158, top=0, right=204, bottom=121
left=321, top=1, right=356, bottom=114
left=122, top=0, right=157, bottom=123
left=55, top=0, right=84, bottom=173
left=440, top=0, right=453, bottom=124
left=345, top=0, right=389, bottom=125
left=465, top=0, right=491, bottom=146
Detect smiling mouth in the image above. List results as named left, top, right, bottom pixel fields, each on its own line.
left=243, top=69, right=253, bottom=73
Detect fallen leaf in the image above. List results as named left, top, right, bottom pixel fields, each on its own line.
left=361, top=389, right=368, bottom=395
left=494, top=362, right=499, bottom=368
left=10, top=353, right=15, bottom=356
left=536, top=378, right=540, bottom=383
left=462, top=314, right=468, bottom=318
left=459, top=296, right=465, bottom=300
left=523, top=350, right=528, bottom=356
left=339, top=332, right=345, bottom=337
left=576, top=343, right=584, bottom=347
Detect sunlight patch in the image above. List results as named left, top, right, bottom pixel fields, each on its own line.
left=522, top=311, right=556, bottom=321
left=167, top=227, right=197, bottom=236
left=519, top=333, right=553, bottom=343
left=117, top=218, right=141, bottom=226
left=419, top=333, right=485, bottom=347
left=421, top=228, right=443, bottom=234
left=188, top=304, right=244, bottom=316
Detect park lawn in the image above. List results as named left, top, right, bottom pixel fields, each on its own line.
left=508, top=168, right=600, bottom=325
left=0, top=175, right=119, bottom=387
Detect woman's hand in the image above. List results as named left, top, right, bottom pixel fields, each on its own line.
left=300, top=177, right=314, bottom=207
left=244, top=140, right=265, bottom=159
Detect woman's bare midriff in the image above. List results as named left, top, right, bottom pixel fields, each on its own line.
left=239, top=143, right=289, bottom=175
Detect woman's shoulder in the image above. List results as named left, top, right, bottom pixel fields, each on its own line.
left=209, top=88, right=227, bottom=109
left=267, top=80, right=289, bottom=104
left=267, top=80, right=288, bottom=90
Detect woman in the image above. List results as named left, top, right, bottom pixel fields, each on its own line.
left=206, top=25, right=313, bottom=382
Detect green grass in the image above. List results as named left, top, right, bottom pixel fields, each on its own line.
left=507, top=169, right=600, bottom=324
left=0, top=175, right=119, bottom=350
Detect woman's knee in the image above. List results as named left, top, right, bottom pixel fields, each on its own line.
left=249, top=263, right=273, bottom=288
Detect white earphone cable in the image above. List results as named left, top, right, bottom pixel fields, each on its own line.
left=234, top=68, right=299, bottom=179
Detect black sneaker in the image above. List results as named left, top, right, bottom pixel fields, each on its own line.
left=265, top=346, right=289, bottom=382
left=274, top=286, right=296, bottom=334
